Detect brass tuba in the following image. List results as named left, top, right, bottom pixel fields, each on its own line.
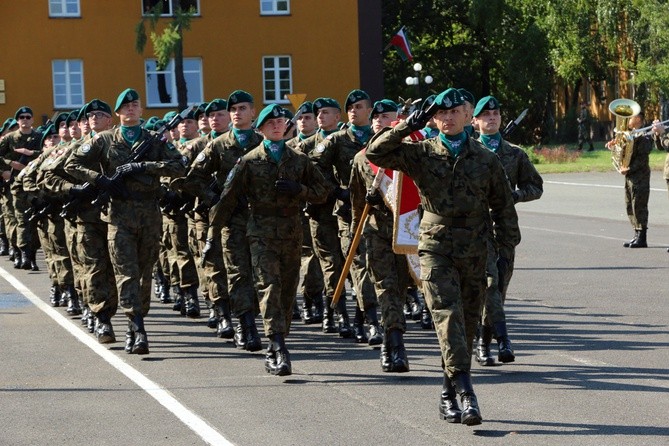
left=608, top=98, right=641, bottom=173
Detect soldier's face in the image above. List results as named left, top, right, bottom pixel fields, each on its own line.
left=347, top=101, right=372, bottom=127
left=178, top=118, right=199, bottom=139
left=208, top=110, right=230, bottom=132
left=372, top=112, right=397, bottom=133
left=259, top=117, right=287, bottom=142
left=69, top=121, right=81, bottom=139
left=88, top=112, right=112, bottom=133
left=317, top=107, right=340, bottom=131
left=44, top=134, right=60, bottom=148
left=297, top=113, right=316, bottom=135
left=433, top=106, right=467, bottom=135
left=78, top=118, right=91, bottom=136
left=198, top=114, right=210, bottom=131
left=17, top=114, right=33, bottom=131
left=116, top=100, right=143, bottom=126
left=628, top=115, right=643, bottom=130
left=230, top=102, right=255, bottom=129
left=474, top=109, right=501, bottom=135
left=58, top=121, right=70, bottom=140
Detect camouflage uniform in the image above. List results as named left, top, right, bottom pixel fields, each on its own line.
left=577, top=106, right=593, bottom=151
left=366, top=120, right=520, bottom=378
left=208, top=142, right=329, bottom=337
left=623, top=135, right=652, bottom=230
left=65, top=127, right=186, bottom=318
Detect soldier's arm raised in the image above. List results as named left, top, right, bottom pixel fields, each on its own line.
left=366, top=121, right=416, bottom=174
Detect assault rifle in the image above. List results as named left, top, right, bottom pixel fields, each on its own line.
left=60, top=106, right=194, bottom=219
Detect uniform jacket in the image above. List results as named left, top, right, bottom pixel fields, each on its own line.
left=488, top=139, right=543, bottom=203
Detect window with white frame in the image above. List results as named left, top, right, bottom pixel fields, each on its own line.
left=49, top=0, right=80, bottom=17
left=262, top=56, right=292, bottom=104
left=52, top=60, right=85, bottom=109
left=145, top=58, right=203, bottom=107
left=260, top=0, right=289, bottom=15
left=142, top=0, right=200, bottom=16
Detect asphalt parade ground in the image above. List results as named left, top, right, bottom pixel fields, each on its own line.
left=1, top=171, right=668, bottom=446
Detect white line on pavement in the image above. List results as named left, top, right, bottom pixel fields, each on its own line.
left=0, top=265, right=234, bottom=446
left=545, top=180, right=665, bottom=192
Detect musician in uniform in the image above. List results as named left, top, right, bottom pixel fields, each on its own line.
left=366, top=88, right=520, bottom=426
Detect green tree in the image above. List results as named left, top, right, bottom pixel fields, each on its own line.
left=135, top=1, right=195, bottom=110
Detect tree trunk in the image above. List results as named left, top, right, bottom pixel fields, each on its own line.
left=173, top=0, right=188, bottom=110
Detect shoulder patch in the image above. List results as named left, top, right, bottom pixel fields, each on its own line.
left=80, top=144, right=91, bottom=154
left=315, top=143, right=326, bottom=153
left=224, top=158, right=245, bottom=187
left=182, top=155, right=189, bottom=166
left=195, top=152, right=206, bottom=163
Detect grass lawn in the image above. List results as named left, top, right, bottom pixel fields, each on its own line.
left=525, top=142, right=668, bottom=174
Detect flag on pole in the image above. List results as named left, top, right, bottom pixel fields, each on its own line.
left=385, top=26, right=414, bottom=62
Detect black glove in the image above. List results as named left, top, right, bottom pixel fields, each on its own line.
left=335, top=200, right=352, bottom=223
left=511, top=190, right=520, bottom=203
left=200, top=238, right=214, bottom=267
left=406, top=108, right=436, bottom=132
left=95, top=175, right=128, bottom=199
left=116, top=162, right=146, bottom=176
left=275, top=179, right=303, bottom=197
left=364, top=189, right=384, bottom=207
left=69, top=184, right=95, bottom=199
left=334, top=187, right=350, bottom=201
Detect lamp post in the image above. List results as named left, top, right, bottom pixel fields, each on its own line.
left=405, top=62, right=433, bottom=99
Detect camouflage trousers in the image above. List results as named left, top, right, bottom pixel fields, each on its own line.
left=158, top=216, right=171, bottom=285
left=196, top=217, right=228, bottom=304
left=1, top=188, right=17, bottom=247
left=222, top=222, right=258, bottom=317
left=64, top=218, right=84, bottom=299
left=107, top=201, right=161, bottom=318
left=164, top=214, right=199, bottom=288
left=45, top=213, right=73, bottom=286
left=308, top=212, right=343, bottom=301
left=624, top=174, right=650, bottom=229
left=13, top=189, right=37, bottom=251
left=338, top=217, right=377, bottom=310
left=249, top=235, right=301, bottom=337
left=481, top=239, right=515, bottom=327
left=420, top=250, right=486, bottom=378
left=189, top=217, right=209, bottom=301
left=300, top=214, right=324, bottom=300
left=77, top=220, right=118, bottom=316
left=365, top=222, right=411, bottom=332
left=36, top=220, right=56, bottom=284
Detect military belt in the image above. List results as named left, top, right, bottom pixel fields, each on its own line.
left=252, top=205, right=300, bottom=217
left=421, top=210, right=484, bottom=227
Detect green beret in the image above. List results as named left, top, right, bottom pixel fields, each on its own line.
left=1, top=118, right=18, bottom=133
left=297, top=101, right=314, bottom=115
left=434, top=88, right=465, bottom=110
left=143, top=116, right=160, bottom=131
left=163, top=111, right=178, bottom=122
left=313, top=97, right=341, bottom=115
left=345, top=89, right=370, bottom=110
left=370, top=99, right=398, bottom=119
left=255, top=104, right=284, bottom=129
left=227, top=90, right=254, bottom=111
left=114, top=88, right=140, bottom=112
left=182, top=107, right=199, bottom=121
left=457, top=88, right=476, bottom=105
left=194, top=102, right=208, bottom=119
left=14, top=106, right=33, bottom=120
left=473, top=95, right=500, bottom=117
left=282, top=108, right=294, bottom=120
left=66, top=109, right=80, bottom=125
left=40, top=124, right=57, bottom=147
left=76, top=102, right=90, bottom=121
left=54, top=112, right=69, bottom=129
left=421, top=94, right=437, bottom=112
left=205, top=99, right=227, bottom=115
left=86, top=98, right=112, bottom=116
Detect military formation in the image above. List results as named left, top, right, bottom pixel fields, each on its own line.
left=0, top=85, right=544, bottom=426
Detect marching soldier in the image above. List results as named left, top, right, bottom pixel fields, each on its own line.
left=367, top=88, right=520, bottom=426
left=208, top=104, right=330, bottom=375
left=65, top=88, right=186, bottom=354
left=472, top=96, right=543, bottom=366
left=577, top=101, right=594, bottom=151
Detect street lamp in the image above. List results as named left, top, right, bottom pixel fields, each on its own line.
left=405, top=62, right=433, bottom=99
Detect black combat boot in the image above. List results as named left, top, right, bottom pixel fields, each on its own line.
left=185, top=284, right=201, bottom=318
left=300, top=294, right=314, bottom=324
left=172, top=285, right=186, bottom=314
left=322, top=296, right=336, bottom=333
left=623, top=230, right=639, bottom=248
left=29, top=249, right=38, bottom=271
left=216, top=300, right=234, bottom=339
left=65, top=285, right=82, bottom=315
left=439, top=374, right=462, bottom=423
left=475, top=324, right=495, bottom=366
left=365, top=306, right=383, bottom=346
left=235, top=312, right=262, bottom=351
left=421, top=306, right=433, bottom=329
left=87, top=309, right=96, bottom=333
left=155, top=268, right=172, bottom=303
left=406, top=287, right=422, bottom=321
left=130, top=314, right=149, bottom=355
left=81, top=305, right=90, bottom=326
left=493, top=321, right=515, bottom=363
left=0, top=235, right=8, bottom=256
left=207, top=302, right=218, bottom=329
left=337, top=298, right=352, bottom=338
left=13, top=247, right=22, bottom=269
left=452, top=373, right=482, bottom=426
left=353, top=306, right=367, bottom=343
left=124, top=320, right=135, bottom=353
left=8, top=245, right=15, bottom=261
left=95, top=311, right=116, bottom=344
left=629, top=228, right=647, bottom=248
left=265, top=333, right=291, bottom=376
left=312, top=292, right=324, bottom=324
left=387, top=328, right=410, bottom=373
left=292, top=300, right=301, bottom=320
left=20, top=247, right=32, bottom=270
left=49, top=284, right=61, bottom=307
left=380, top=340, right=392, bottom=372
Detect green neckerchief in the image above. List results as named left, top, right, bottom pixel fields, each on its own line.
left=199, top=130, right=208, bottom=136
left=350, top=124, right=372, bottom=145
left=319, top=128, right=337, bottom=137
left=298, top=131, right=315, bottom=140
left=439, top=131, right=467, bottom=158
left=121, top=125, right=142, bottom=146
left=463, top=124, right=475, bottom=137
left=210, top=130, right=222, bottom=139
left=263, top=139, right=285, bottom=163
left=423, top=127, right=439, bottom=138
left=179, top=137, right=190, bottom=144
left=232, top=128, right=255, bottom=148
left=480, top=132, right=502, bottom=152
